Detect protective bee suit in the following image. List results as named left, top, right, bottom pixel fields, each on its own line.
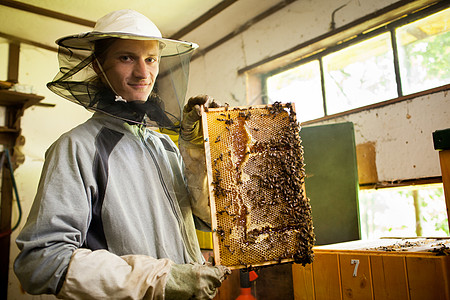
left=14, top=9, right=229, bottom=300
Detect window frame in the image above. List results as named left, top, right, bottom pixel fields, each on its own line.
left=259, top=1, right=450, bottom=123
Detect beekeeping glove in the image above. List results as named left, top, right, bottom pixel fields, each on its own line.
left=164, top=263, right=231, bottom=300
left=57, top=249, right=172, bottom=300
left=179, top=95, right=219, bottom=223
left=180, top=95, right=217, bottom=147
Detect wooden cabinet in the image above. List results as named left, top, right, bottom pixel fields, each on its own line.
left=293, top=238, right=450, bottom=300
left=0, top=89, right=43, bottom=299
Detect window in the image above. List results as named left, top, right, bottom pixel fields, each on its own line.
left=323, top=32, right=397, bottom=114
left=265, top=5, right=450, bottom=122
left=396, top=8, right=450, bottom=95
left=266, top=60, right=324, bottom=123
left=359, top=184, right=449, bottom=239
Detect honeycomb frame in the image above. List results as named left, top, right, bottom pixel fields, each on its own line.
left=202, top=103, right=314, bottom=269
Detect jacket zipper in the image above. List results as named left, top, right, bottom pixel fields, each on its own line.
left=137, top=129, right=192, bottom=260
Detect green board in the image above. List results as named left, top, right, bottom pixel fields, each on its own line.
left=301, top=122, right=360, bottom=245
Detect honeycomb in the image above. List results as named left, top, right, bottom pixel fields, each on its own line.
left=201, top=102, right=315, bottom=269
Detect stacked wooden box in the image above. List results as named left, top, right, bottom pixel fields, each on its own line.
left=293, top=238, right=450, bottom=300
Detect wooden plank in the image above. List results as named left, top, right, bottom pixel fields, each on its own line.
left=444, top=256, right=450, bottom=300
left=293, top=263, right=314, bottom=300
left=0, top=161, right=13, bottom=299
left=0, top=0, right=95, bottom=27
left=406, top=256, right=450, bottom=300
left=0, top=163, right=13, bottom=237
left=214, top=269, right=240, bottom=300
left=201, top=107, right=222, bottom=264
left=0, top=90, right=44, bottom=107
left=256, top=264, right=294, bottom=300
left=438, top=150, right=450, bottom=231
left=370, top=255, right=409, bottom=300
left=356, top=142, right=378, bottom=185
left=0, top=31, right=58, bottom=53
left=339, top=254, right=373, bottom=300
left=7, top=43, right=19, bottom=84
left=313, top=253, right=342, bottom=300
left=170, top=0, right=238, bottom=40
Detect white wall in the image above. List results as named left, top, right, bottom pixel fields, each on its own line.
left=0, top=43, right=8, bottom=80
left=187, top=0, right=449, bottom=182
left=311, top=92, right=449, bottom=181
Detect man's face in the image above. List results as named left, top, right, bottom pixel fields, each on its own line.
left=101, top=39, right=160, bottom=102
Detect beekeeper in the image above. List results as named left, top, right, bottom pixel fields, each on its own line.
left=14, top=9, right=229, bottom=300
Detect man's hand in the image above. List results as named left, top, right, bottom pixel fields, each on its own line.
left=165, top=263, right=231, bottom=300
left=180, top=95, right=217, bottom=144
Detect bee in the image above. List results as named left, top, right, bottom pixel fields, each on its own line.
left=224, top=244, right=235, bottom=254
left=215, top=226, right=226, bottom=241
left=238, top=260, right=248, bottom=269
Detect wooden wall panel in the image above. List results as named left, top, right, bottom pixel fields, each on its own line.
left=339, top=254, right=372, bottom=300
left=312, top=253, right=342, bottom=300
left=292, top=263, right=314, bottom=300
left=371, top=255, right=409, bottom=300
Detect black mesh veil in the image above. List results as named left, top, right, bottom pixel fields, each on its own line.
left=47, top=41, right=196, bottom=132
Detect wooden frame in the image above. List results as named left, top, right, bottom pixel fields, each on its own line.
left=201, top=103, right=314, bottom=269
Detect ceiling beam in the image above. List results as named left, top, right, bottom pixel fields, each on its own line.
left=0, top=0, right=95, bottom=27
left=169, top=0, right=238, bottom=39
left=0, top=31, right=58, bottom=52
left=7, top=43, right=19, bottom=83
left=192, top=0, right=296, bottom=60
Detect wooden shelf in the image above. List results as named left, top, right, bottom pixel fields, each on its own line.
left=0, top=88, right=44, bottom=299
left=0, top=127, right=19, bottom=133
left=0, top=89, right=44, bottom=108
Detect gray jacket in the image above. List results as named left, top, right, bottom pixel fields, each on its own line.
left=14, top=113, right=209, bottom=296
